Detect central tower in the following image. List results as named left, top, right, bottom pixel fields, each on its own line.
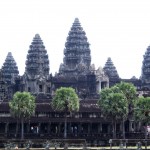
left=53, top=18, right=106, bottom=99
left=59, top=18, right=91, bottom=75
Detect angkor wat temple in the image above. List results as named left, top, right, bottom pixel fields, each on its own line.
left=0, top=18, right=149, bottom=145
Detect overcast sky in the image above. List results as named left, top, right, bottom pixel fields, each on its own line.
left=0, top=0, right=150, bottom=79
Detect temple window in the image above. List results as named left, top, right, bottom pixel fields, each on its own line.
left=101, top=82, right=106, bottom=89
left=47, top=87, right=50, bottom=93
left=39, top=85, right=43, bottom=92
left=28, top=87, right=31, bottom=92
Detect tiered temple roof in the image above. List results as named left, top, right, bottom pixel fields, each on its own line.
left=141, top=46, right=150, bottom=89
left=59, top=18, right=91, bottom=75
left=25, top=34, right=49, bottom=79
left=0, top=18, right=144, bottom=98
left=0, top=69, right=7, bottom=101
left=103, top=57, right=119, bottom=79
left=1, top=52, right=19, bottom=84
left=103, top=57, right=120, bottom=86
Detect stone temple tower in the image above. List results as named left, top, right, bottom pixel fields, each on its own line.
left=59, top=18, right=91, bottom=76
left=103, top=57, right=120, bottom=86
left=0, top=69, right=8, bottom=101
left=1, top=52, right=19, bottom=85
left=53, top=18, right=108, bottom=99
left=24, top=34, right=51, bottom=95
left=141, top=46, right=150, bottom=89
left=1, top=52, right=19, bottom=98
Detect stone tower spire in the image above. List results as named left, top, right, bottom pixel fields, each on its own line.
left=0, top=69, right=7, bottom=101
left=141, top=46, right=150, bottom=88
left=24, top=34, right=51, bottom=95
left=59, top=18, right=91, bottom=75
left=103, top=57, right=120, bottom=86
left=1, top=52, right=19, bottom=84
left=25, top=34, right=49, bottom=78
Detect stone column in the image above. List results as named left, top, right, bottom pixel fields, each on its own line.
left=129, top=120, right=134, bottom=132
left=96, top=80, right=101, bottom=93
left=77, top=123, right=82, bottom=136
left=137, top=122, right=142, bottom=132
left=107, top=124, right=111, bottom=134
left=58, top=123, right=61, bottom=135
left=88, top=123, right=91, bottom=135
left=120, top=122, right=122, bottom=133
left=15, top=122, right=18, bottom=136
left=38, top=123, right=41, bottom=134
left=27, top=123, right=30, bottom=133
left=106, top=81, right=109, bottom=88
left=68, top=122, right=71, bottom=134
left=98, top=123, right=102, bottom=133
left=5, top=122, right=9, bottom=137
left=48, top=122, right=51, bottom=134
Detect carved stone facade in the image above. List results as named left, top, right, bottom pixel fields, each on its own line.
left=54, top=18, right=109, bottom=99
left=1, top=52, right=19, bottom=84
left=3, top=18, right=150, bottom=101
left=59, top=18, right=91, bottom=76
left=0, top=69, right=7, bottom=101
left=23, top=34, right=52, bottom=97
left=0, top=18, right=110, bottom=100
left=0, top=18, right=149, bottom=144
left=3, top=18, right=148, bottom=100
left=95, top=67, right=109, bottom=92
left=141, top=46, right=150, bottom=89
left=1, top=52, right=19, bottom=98
left=103, top=57, right=120, bottom=87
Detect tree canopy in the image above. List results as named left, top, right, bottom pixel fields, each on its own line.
left=98, top=82, right=137, bottom=138
left=134, top=96, right=150, bottom=123
left=52, top=87, right=79, bottom=112
left=52, top=87, right=79, bottom=138
left=114, top=82, right=137, bottom=104
left=98, top=87, right=128, bottom=121
left=134, top=96, right=150, bottom=145
left=98, top=86, right=128, bottom=138
left=9, top=91, right=36, bottom=139
left=9, top=92, right=36, bottom=118
left=98, top=82, right=137, bottom=121
left=112, top=82, right=137, bottom=118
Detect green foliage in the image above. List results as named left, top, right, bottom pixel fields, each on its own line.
left=98, top=82, right=137, bottom=119
left=9, top=92, right=36, bottom=118
left=52, top=87, right=79, bottom=112
left=98, top=87, right=128, bottom=120
left=114, top=82, right=137, bottom=104
left=134, top=96, right=150, bottom=123
left=98, top=85, right=130, bottom=139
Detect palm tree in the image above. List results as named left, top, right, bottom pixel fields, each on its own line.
left=52, top=87, right=79, bottom=138
left=98, top=87, right=128, bottom=139
left=9, top=92, right=36, bottom=139
left=134, top=96, right=150, bottom=149
left=115, top=82, right=137, bottom=113
left=113, top=82, right=137, bottom=139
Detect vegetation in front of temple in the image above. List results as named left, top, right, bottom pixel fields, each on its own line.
left=52, top=87, right=79, bottom=138
left=134, top=96, right=150, bottom=148
left=98, top=82, right=137, bottom=139
left=98, top=85, right=128, bottom=139
left=9, top=92, right=36, bottom=139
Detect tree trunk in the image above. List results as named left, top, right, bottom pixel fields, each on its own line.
left=15, top=119, right=19, bottom=138
left=112, top=120, right=116, bottom=139
left=21, top=118, right=24, bottom=139
left=122, top=118, right=125, bottom=139
left=145, top=123, right=148, bottom=149
left=64, top=112, right=67, bottom=138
